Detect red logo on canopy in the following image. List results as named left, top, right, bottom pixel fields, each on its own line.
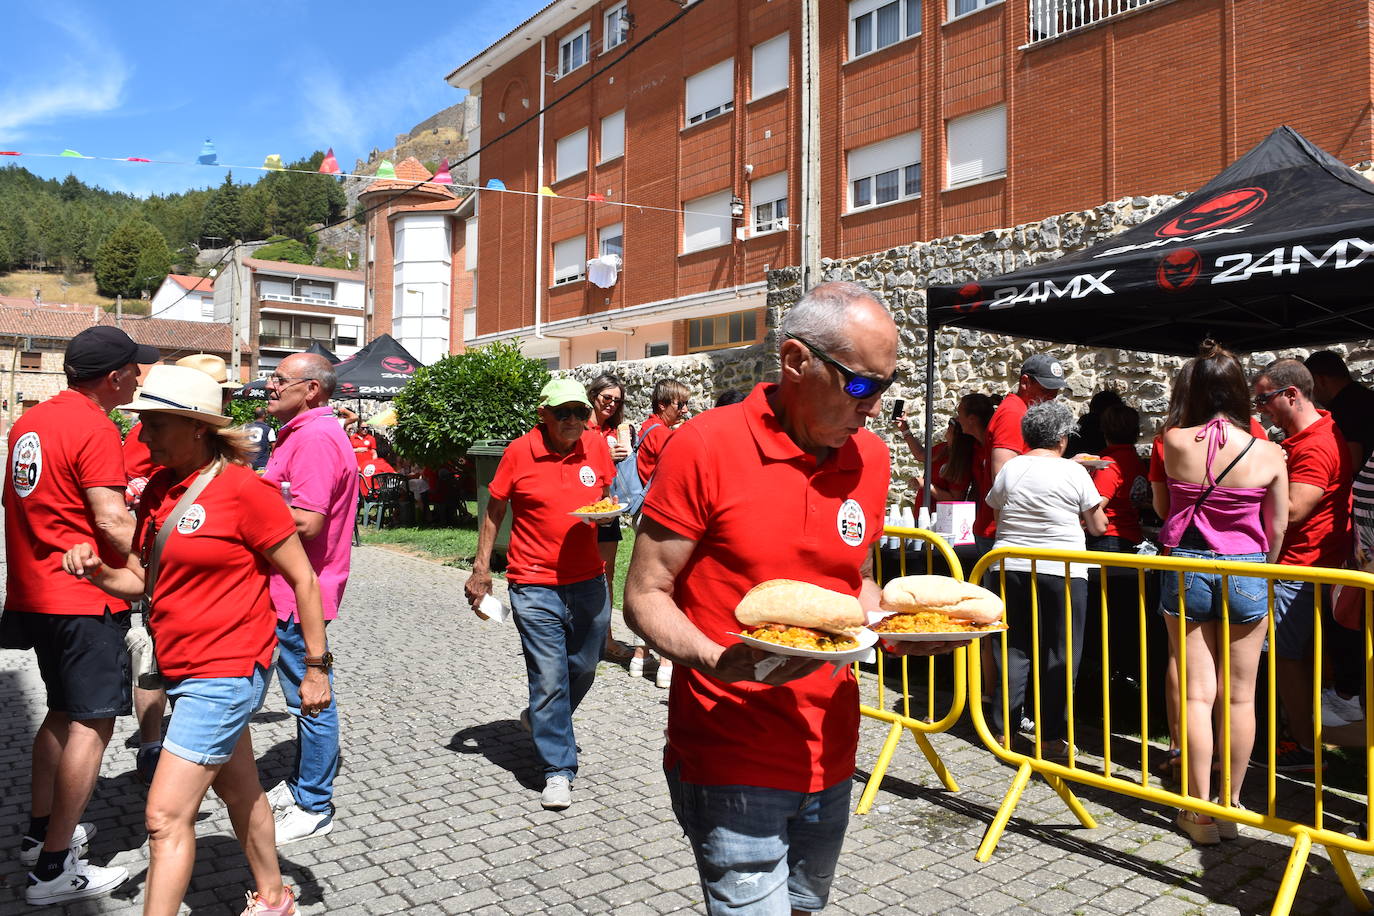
left=1155, top=188, right=1267, bottom=238
left=1156, top=248, right=1202, bottom=291
left=381, top=356, right=413, bottom=373
left=951, top=282, right=985, bottom=313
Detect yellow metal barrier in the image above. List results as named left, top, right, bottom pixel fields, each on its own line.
left=854, top=526, right=967, bottom=814
left=967, top=546, right=1374, bottom=916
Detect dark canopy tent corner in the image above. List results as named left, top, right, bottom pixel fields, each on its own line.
left=916, top=126, right=1374, bottom=492
left=233, top=335, right=421, bottom=402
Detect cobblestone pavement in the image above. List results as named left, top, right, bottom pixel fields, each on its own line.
left=3, top=544, right=1373, bottom=915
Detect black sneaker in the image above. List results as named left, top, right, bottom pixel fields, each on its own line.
left=1272, top=741, right=1326, bottom=773
left=136, top=745, right=161, bottom=785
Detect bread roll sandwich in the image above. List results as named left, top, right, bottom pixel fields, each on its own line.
left=735, top=579, right=866, bottom=652
left=873, top=575, right=1005, bottom=633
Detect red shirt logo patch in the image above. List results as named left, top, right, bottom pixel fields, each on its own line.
left=11, top=431, right=41, bottom=498
left=579, top=465, right=596, bottom=487
left=836, top=498, right=866, bottom=547
left=176, top=504, right=207, bottom=534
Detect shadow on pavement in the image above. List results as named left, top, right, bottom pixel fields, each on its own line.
left=445, top=720, right=543, bottom=790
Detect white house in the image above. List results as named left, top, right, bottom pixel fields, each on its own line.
left=149, top=274, right=216, bottom=322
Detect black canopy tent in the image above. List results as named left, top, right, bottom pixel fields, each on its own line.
left=331, top=333, right=423, bottom=400
left=916, top=126, right=1374, bottom=500
left=234, top=342, right=342, bottom=401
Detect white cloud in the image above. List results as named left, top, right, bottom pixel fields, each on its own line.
left=0, top=17, right=129, bottom=140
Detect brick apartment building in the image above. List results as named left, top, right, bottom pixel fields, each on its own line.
left=446, top=0, right=1374, bottom=369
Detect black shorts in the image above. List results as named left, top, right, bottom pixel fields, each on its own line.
left=597, top=521, right=623, bottom=543
left=0, top=609, right=132, bottom=720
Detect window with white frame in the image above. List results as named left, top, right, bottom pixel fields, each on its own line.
left=599, top=109, right=625, bottom=162
left=558, top=25, right=590, bottom=77
left=751, top=33, right=789, bottom=100
left=685, top=59, right=734, bottom=127
left=553, top=236, right=586, bottom=285
left=599, top=222, right=624, bottom=258
left=596, top=348, right=618, bottom=362
left=681, top=190, right=733, bottom=254
left=950, top=0, right=999, bottom=18
left=645, top=342, right=669, bottom=358
left=750, top=172, right=788, bottom=233
left=604, top=3, right=629, bottom=51
left=850, top=0, right=920, bottom=58
left=848, top=131, right=921, bottom=211
left=555, top=128, right=588, bottom=181
left=946, top=105, right=1006, bottom=187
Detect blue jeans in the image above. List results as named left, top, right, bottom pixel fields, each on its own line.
left=666, top=765, right=851, bottom=914
left=509, top=576, right=610, bottom=780
left=275, top=618, right=338, bottom=813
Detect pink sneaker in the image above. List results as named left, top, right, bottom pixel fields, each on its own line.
left=241, top=886, right=296, bottom=915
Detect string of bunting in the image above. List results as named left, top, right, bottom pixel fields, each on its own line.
left=1, top=141, right=739, bottom=220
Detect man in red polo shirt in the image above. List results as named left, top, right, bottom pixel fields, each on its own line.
left=1254, top=358, right=1354, bottom=771
left=465, top=378, right=615, bottom=811
left=972, top=352, right=1068, bottom=552
left=624, top=282, right=961, bottom=914
left=2, top=325, right=157, bottom=904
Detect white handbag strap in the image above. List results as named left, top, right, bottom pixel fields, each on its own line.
left=144, top=460, right=220, bottom=603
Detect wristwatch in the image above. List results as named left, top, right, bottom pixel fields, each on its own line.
left=304, top=652, right=334, bottom=672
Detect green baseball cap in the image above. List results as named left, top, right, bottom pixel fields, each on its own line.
left=539, top=377, right=592, bottom=408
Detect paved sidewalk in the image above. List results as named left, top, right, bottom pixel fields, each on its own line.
left=2, top=544, right=1371, bottom=915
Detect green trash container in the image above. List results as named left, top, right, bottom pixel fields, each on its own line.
left=467, top=439, right=514, bottom=560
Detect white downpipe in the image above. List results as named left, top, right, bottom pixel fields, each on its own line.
left=533, top=38, right=548, bottom=339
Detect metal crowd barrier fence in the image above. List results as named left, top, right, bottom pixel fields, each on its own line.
left=854, top=526, right=967, bottom=814
left=967, top=546, right=1374, bottom=916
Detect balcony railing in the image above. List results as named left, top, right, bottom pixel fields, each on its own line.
left=258, top=292, right=361, bottom=310
left=1027, top=0, right=1164, bottom=43
left=259, top=335, right=336, bottom=351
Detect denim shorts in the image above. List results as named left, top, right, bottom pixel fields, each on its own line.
left=1158, top=549, right=1269, bottom=625
left=164, top=666, right=270, bottom=766
left=1271, top=579, right=1317, bottom=660
left=666, top=764, right=850, bottom=914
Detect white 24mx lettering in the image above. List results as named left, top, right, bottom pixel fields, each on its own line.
left=1212, top=237, right=1374, bottom=284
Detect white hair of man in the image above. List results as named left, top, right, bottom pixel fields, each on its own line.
left=779, top=281, right=886, bottom=353
left=1021, top=400, right=1078, bottom=450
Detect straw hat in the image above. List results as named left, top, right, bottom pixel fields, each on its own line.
left=122, top=365, right=232, bottom=427
left=175, top=353, right=242, bottom=390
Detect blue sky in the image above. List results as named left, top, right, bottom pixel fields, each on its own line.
left=2, top=0, right=547, bottom=198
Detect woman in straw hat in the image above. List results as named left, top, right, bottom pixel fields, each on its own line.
left=62, top=365, right=329, bottom=916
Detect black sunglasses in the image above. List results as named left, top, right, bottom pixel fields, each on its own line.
left=787, top=334, right=897, bottom=400
left=1254, top=386, right=1293, bottom=407
left=550, top=405, right=592, bottom=422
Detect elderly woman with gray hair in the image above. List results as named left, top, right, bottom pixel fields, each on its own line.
left=985, top=400, right=1108, bottom=758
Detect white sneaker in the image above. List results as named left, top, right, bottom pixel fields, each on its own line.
left=629, top=655, right=648, bottom=678
left=273, top=804, right=334, bottom=846
left=656, top=659, right=674, bottom=689
left=265, top=781, right=294, bottom=812
left=1322, top=688, right=1363, bottom=727
left=541, top=775, right=572, bottom=810
left=19, top=822, right=94, bottom=867
left=25, top=850, right=127, bottom=905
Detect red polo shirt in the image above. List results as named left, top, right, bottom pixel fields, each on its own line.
left=4, top=390, right=129, bottom=616
left=489, top=426, right=615, bottom=585
left=124, top=423, right=154, bottom=480
left=642, top=383, right=890, bottom=792
left=1279, top=410, right=1353, bottom=569
left=636, top=417, right=671, bottom=485
left=137, top=463, right=295, bottom=680
left=973, top=392, right=1029, bottom=538
left=1093, top=444, right=1147, bottom=542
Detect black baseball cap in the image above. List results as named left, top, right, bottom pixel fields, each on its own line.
left=1020, top=353, right=1068, bottom=390
left=65, top=326, right=160, bottom=381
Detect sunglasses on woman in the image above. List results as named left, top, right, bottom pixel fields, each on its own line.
left=550, top=405, right=592, bottom=422
left=786, top=334, right=898, bottom=400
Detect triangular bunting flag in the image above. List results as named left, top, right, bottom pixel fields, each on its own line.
left=375, top=159, right=396, bottom=179
left=485, top=178, right=506, bottom=190
left=60, top=149, right=85, bottom=158
left=432, top=158, right=453, bottom=184
left=539, top=186, right=557, bottom=197
left=125, top=157, right=150, bottom=162
left=587, top=193, right=605, bottom=202
left=197, top=139, right=218, bottom=165
left=263, top=154, right=284, bottom=171
left=319, top=148, right=340, bottom=175
left=0, top=151, right=20, bottom=156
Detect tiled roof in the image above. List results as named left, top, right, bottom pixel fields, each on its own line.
left=361, top=156, right=459, bottom=201
left=241, top=258, right=364, bottom=282
left=167, top=273, right=215, bottom=293
left=0, top=300, right=231, bottom=359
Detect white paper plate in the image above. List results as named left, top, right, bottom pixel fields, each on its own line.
left=568, top=507, right=627, bottom=521
left=872, top=626, right=1007, bottom=643
left=731, top=627, right=880, bottom=663
left=1075, top=458, right=1111, bottom=469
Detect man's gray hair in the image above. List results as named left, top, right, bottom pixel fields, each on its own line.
left=779, top=281, right=885, bottom=352
left=296, top=353, right=337, bottom=397
left=1021, top=400, right=1078, bottom=450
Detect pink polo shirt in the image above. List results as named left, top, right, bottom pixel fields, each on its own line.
left=263, top=406, right=358, bottom=621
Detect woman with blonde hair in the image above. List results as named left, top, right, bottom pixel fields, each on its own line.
left=63, top=365, right=330, bottom=915
left=1151, top=340, right=1288, bottom=844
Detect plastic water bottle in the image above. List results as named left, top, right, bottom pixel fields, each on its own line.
left=917, top=506, right=932, bottom=531
left=900, top=505, right=916, bottom=532
left=280, top=481, right=293, bottom=507
left=1136, top=540, right=1159, bottom=556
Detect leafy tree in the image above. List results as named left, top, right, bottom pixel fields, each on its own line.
left=392, top=341, right=550, bottom=467
left=252, top=235, right=313, bottom=265
left=94, top=218, right=172, bottom=297
left=226, top=398, right=271, bottom=427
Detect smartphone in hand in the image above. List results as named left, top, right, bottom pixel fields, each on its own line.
left=890, top=399, right=906, bottom=422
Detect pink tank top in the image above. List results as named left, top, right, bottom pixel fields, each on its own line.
left=1160, top=419, right=1268, bottom=555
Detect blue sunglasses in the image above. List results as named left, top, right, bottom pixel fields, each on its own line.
left=787, top=334, right=897, bottom=400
